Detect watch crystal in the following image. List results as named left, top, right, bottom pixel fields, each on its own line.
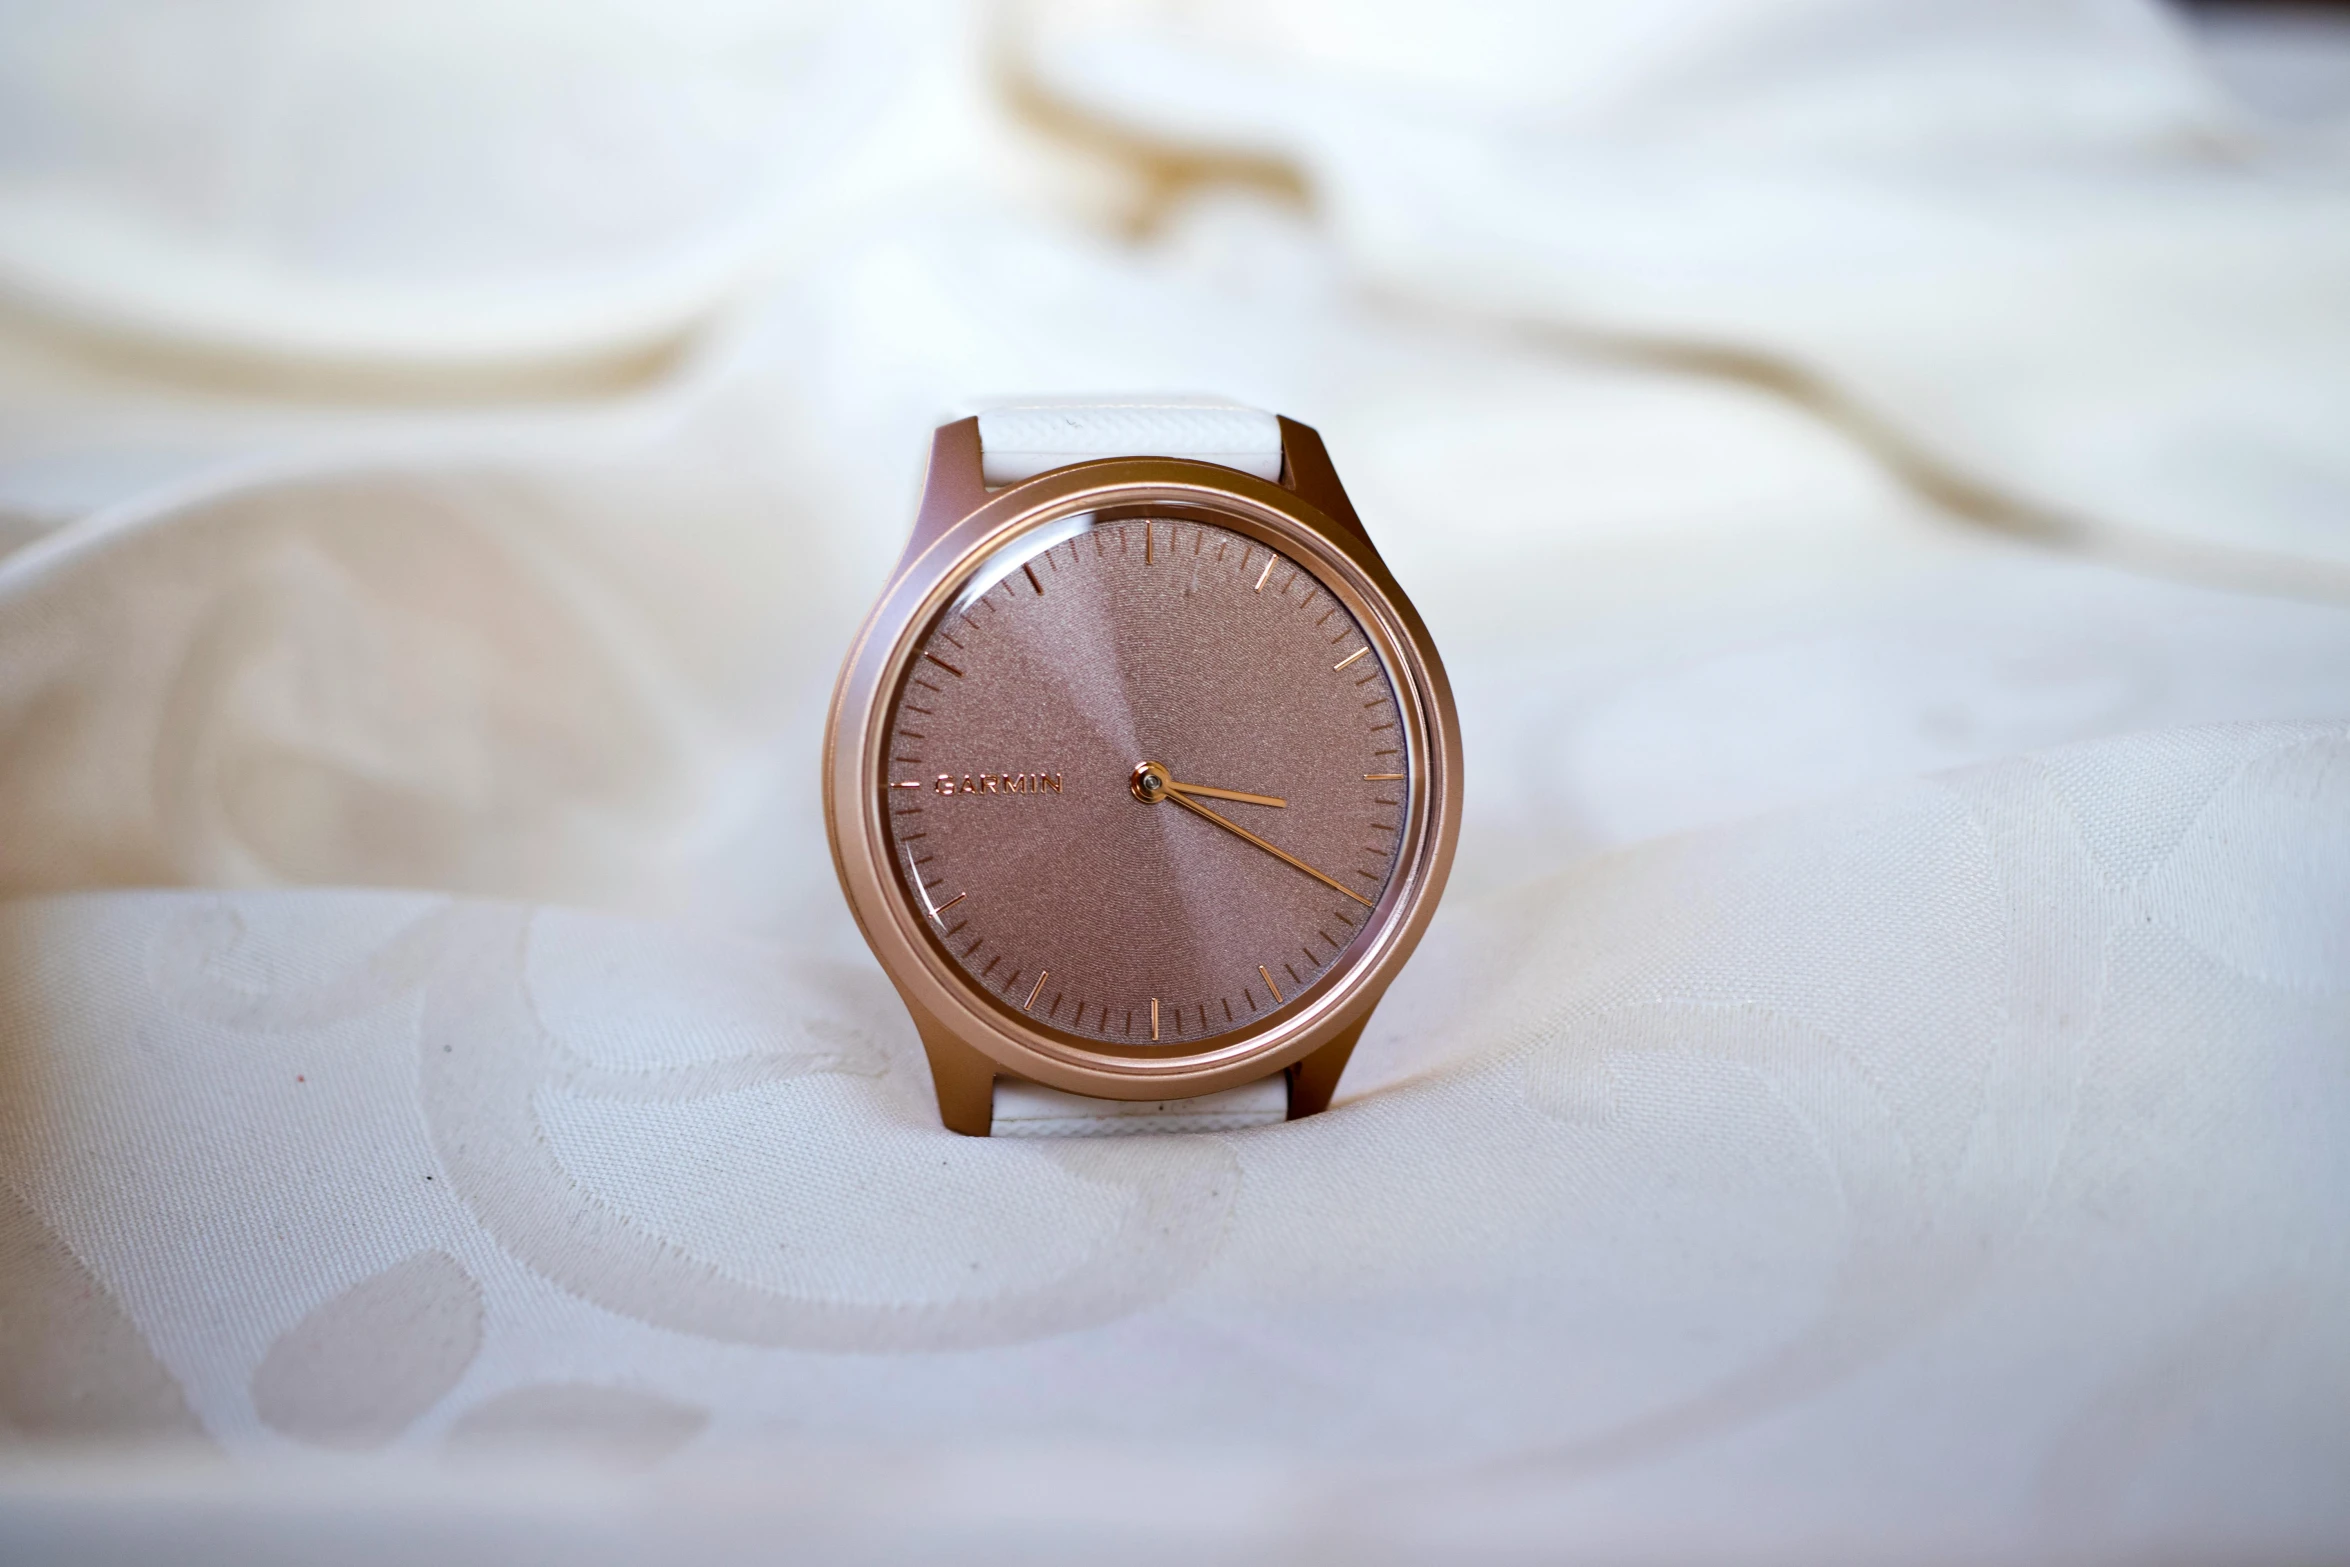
left=880, top=513, right=1407, bottom=1047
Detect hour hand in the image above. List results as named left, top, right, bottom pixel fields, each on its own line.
left=1129, top=764, right=1284, bottom=810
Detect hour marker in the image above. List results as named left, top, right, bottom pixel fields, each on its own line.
left=892, top=780, right=923, bottom=789
left=1364, top=773, right=1404, bottom=781
left=1259, top=965, right=1283, bottom=1004
left=933, top=891, right=966, bottom=916
left=1022, top=562, right=1043, bottom=595
left=1025, top=971, right=1048, bottom=1011
left=1151, top=998, right=1160, bottom=1040
left=923, top=653, right=964, bottom=678
left=1333, top=647, right=1370, bottom=671
left=1145, top=526, right=1154, bottom=565
left=1254, top=557, right=1276, bottom=592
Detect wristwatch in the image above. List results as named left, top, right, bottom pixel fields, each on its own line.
left=824, top=397, right=1461, bottom=1136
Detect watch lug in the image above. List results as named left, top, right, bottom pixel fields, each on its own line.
left=916, top=1021, right=997, bottom=1136
left=1286, top=1017, right=1368, bottom=1120
left=904, top=416, right=991, bottom=563
left=1277, top=417, right=1371, bottom=547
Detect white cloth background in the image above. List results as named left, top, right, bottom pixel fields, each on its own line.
left=0, top=2, right=2345, bottom=1562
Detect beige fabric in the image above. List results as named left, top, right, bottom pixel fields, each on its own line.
left=0, top=1, right=2345, bottom=1561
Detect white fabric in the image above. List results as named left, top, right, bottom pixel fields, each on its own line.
left=991, top=1077, right=1290, bottom=1135
left=975, top=396, right=1284, bottom=484
left=1023, top=0, right=2350, bottom=582
left=0, top=2, right=2347, bottom=1563
left=0, top=1, right=966, bottom=370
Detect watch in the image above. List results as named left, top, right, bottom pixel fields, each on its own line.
left=824, top=397, right=1462, bottom=1136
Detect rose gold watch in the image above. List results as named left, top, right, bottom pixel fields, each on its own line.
left=824, top=397, right=1461, bottom=1136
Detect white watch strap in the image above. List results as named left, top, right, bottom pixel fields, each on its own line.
left=975, top=396, right=1284, bottom=485
left=991, top=1077, right=1290, bottom=1138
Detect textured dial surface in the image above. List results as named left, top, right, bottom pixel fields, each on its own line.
left=880, top=514, right=1408, bottom=1048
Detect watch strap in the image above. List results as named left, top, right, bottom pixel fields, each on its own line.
left=975, top=396, right=1284, bottom=486
left=991, top=1077, right=1290, bottom=1137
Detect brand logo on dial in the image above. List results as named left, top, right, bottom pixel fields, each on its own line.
left=935, top=771, right=1063, bottom=797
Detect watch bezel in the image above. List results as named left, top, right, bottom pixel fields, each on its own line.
left=825, top=437, right=1462, bottom=1103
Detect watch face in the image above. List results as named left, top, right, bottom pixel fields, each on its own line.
left=878, top=509, right=1410, bottom=1050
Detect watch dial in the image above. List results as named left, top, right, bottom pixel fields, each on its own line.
left=880, top=513, right=1408, bottom=1047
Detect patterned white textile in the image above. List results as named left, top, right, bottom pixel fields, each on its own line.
left=0, top=2, right=2345, bottom=1562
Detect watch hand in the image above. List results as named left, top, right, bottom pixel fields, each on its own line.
left=1168, top=790, right=1372, bottom=906
left=1128, top=761, right=1282, bottom=809
left=1166, top=779, right=1285, bottom=809
left=904, top=846, right=964, bottom=923
left=1130, top=760, right=1372, bottom=908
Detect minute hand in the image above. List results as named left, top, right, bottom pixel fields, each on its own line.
left=1164, top=786, right=1374, bottom=908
